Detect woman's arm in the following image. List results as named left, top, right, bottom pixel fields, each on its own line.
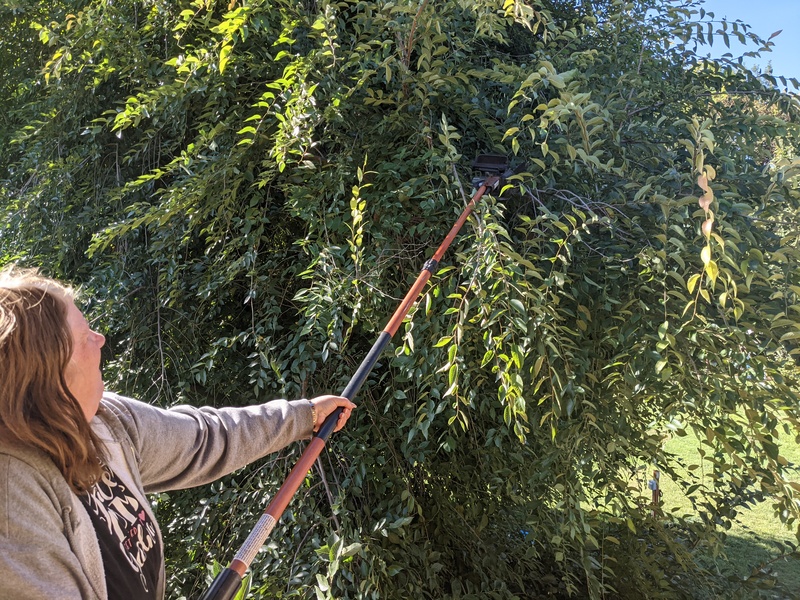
left=100, top=393, right=352, bottom=494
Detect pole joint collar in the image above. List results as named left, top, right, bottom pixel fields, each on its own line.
left=423, top=258, right=439, bottom=274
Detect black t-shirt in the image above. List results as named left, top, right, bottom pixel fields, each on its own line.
left=80, top=465, right=162, bottom=599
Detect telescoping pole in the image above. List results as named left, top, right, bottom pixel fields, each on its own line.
left=200, top=163, right=507, bottom=600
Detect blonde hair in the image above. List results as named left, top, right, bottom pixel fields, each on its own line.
left=0, top=265, right=104, bottom=493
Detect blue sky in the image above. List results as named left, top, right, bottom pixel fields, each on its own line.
left=692, top=0, right=800, bottom=84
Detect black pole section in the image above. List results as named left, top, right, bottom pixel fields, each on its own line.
left=198, top=567, right=242, bottom=600
left=316, top=331, right=392, bottom=441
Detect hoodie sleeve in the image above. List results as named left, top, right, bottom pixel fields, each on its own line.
left=99, top=393, right=314, bottom=494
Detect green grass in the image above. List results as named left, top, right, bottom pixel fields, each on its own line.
left=657, top=429, right=800, bottom=598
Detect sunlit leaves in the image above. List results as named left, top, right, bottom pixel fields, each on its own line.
left=3, top=0, right=800, bottom=599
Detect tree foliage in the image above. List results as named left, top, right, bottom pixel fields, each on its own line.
left=2, top=0, right=800, bottom=598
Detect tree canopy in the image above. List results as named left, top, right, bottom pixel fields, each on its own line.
left=2, top=0, right=800, bottom=598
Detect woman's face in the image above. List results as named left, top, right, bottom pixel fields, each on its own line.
left=63, top=299, right=106, bottom=421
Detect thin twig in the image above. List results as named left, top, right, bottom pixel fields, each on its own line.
left=404, top=0, right=430, bottom=69
left=314, top=456, right=341, bottom=530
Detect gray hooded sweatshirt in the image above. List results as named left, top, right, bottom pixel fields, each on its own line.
left=0, top=392, right=315, bottom=600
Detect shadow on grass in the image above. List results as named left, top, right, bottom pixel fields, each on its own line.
left=698, top=530, right=800, bottom=600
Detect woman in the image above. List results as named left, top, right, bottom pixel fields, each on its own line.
left=0, top=266, right=355, bottom=599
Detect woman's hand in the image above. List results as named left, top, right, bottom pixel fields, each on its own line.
left=309, top=395, right=356, bottom=433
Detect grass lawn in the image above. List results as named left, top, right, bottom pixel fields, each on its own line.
left=658, top=428, right=800, bottom=598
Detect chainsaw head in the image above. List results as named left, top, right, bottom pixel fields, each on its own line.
left=471, top=154, right=509, bottom=175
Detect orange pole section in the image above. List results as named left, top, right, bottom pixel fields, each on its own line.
left=383, top=177, right=497, bottom=336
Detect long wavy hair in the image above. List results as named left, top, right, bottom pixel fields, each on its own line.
left=0, top=266, right=104, bottom=493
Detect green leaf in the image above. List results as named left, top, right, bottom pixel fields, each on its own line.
left=219, top=43, right=233, bottom=73
left=509, top=298, right=527, bottom=316
left=701, top=245, right=711, bottom=265
left=432, top=336, right=452, bottom=348
left=687, top=273, right=702, bottom=293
